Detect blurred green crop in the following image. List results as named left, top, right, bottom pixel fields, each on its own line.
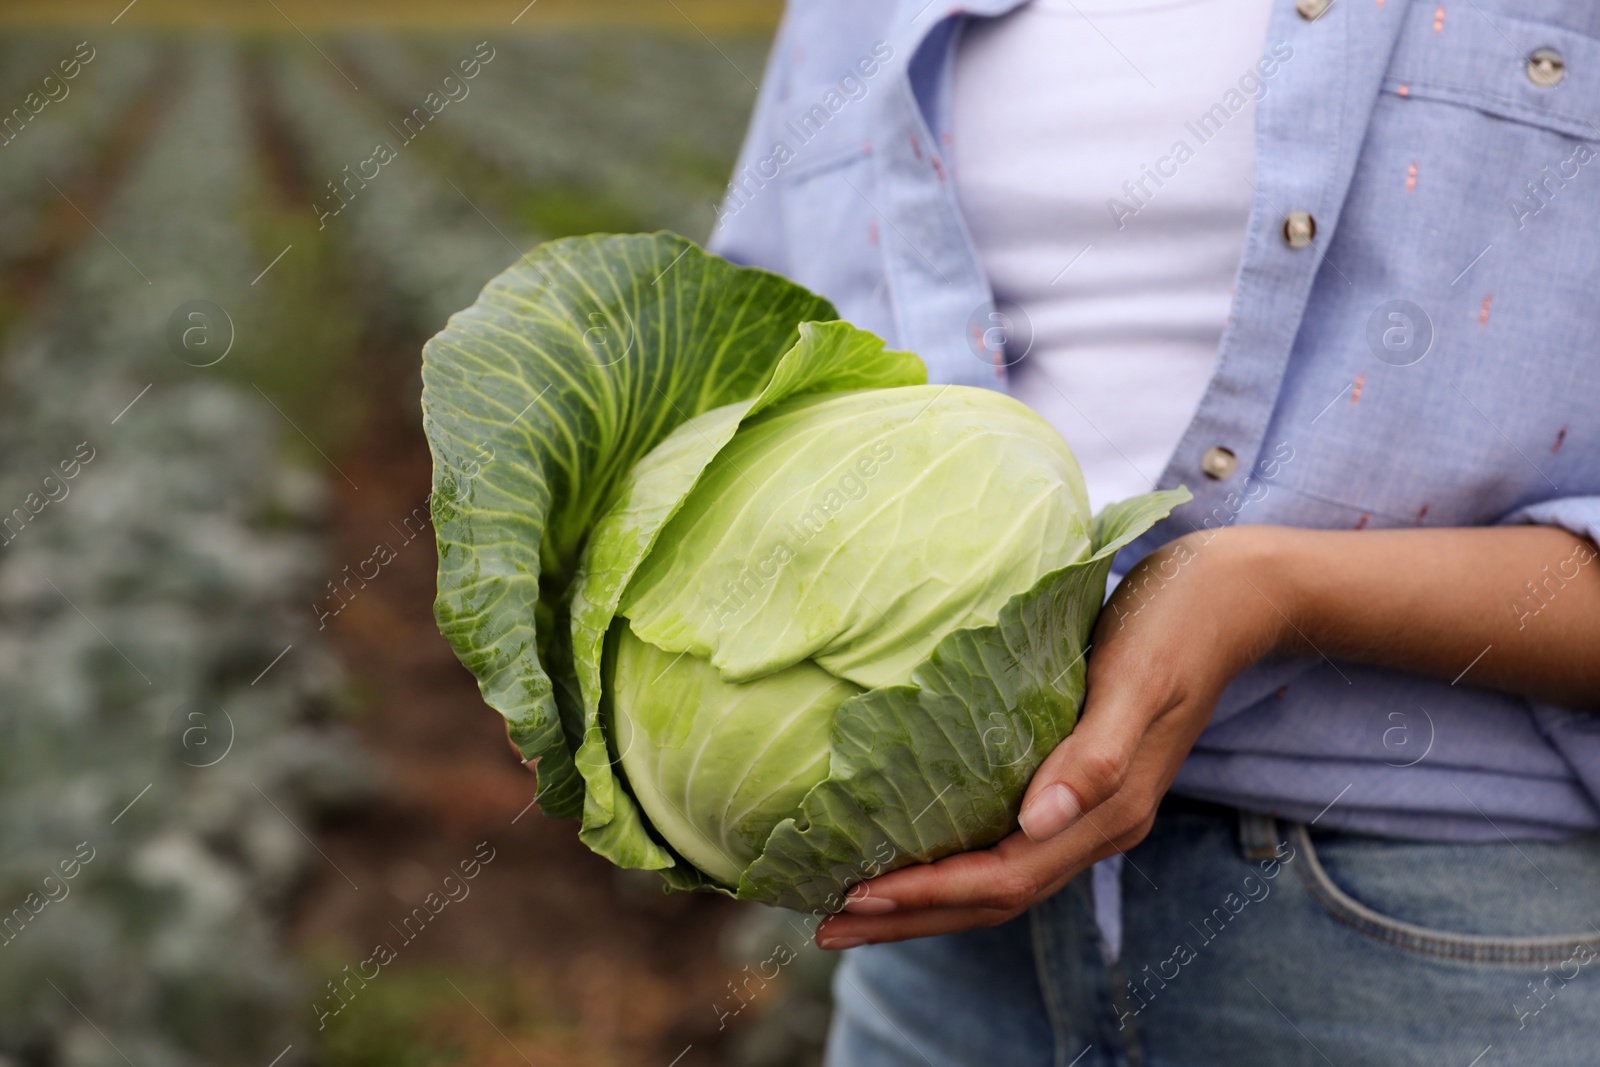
left=0, top=25, right=790, bottom=1067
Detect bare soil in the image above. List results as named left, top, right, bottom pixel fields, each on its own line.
left=287, top=338, right=749, bottom=1066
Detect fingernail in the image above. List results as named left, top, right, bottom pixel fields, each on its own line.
left=842, top=895, right=896, bottom=915
left=1019, top=783, right=1081, bottom=842
left=817, top=936, right=865, bottom=951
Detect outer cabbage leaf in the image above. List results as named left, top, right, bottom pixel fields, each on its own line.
left=421, top=234, right=836, bottom=820
left=569, top=322, right=925, bottom=871
left=737, top=487, right=1192, bottom=911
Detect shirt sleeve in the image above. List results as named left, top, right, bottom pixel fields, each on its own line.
left=706, top=7, right=798, bottom=275
left=1497, top=496, right=1600, bottom=549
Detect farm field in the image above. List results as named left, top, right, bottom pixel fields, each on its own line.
left=0, top=21, right=831, bottom=1067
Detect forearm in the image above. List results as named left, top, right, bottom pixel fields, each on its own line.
left=823, top=521, right=1600, bottom=943
left=1228, top=524, right=1600, bottom=709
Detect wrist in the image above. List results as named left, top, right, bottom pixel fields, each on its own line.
left=1198, top=523, right=1307, bottom=661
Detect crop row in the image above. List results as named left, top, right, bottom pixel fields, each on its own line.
left=0, top=36, right=161, bottom=271
left=0, top=39, right=370, bottom=1067
left=342, top=30, right=764, bottom=242
left=264, top=42, right=526, bottom=336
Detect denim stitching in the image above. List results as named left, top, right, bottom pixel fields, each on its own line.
left=1031, top=897, right=1074, bottom=1067
left=1291, top=823, right=1600, bottom=965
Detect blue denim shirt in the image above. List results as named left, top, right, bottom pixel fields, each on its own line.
left=711, top=0, right=1600, bottom=839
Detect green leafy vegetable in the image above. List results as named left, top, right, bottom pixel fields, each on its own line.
left=422, top=232, right=1188, bottom=911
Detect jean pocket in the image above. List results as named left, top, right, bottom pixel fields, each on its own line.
left=1289, top=823, right=1600, bottom=966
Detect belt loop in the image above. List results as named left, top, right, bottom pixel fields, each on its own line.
left=1236, top=807, right=1280, bottom=860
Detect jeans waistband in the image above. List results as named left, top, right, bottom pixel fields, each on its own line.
left=1158, top=793, right=1285, bottom=861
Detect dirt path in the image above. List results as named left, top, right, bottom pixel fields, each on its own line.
left=1, top=45, right=180, bottom=306
left=235, top=47, right=760, bottom=1063
left=284, top=311, right=749, bottom=1067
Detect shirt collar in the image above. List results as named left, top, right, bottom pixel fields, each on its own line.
left=889, top=0, right=1031, bottom=53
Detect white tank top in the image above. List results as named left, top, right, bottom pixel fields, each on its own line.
left=951, top=0, right=1277, bottom=513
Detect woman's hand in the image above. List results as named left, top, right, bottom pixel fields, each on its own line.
left=815, top=525, right=1292, bottom=948
left=814, top=520, right=1600, bottom=948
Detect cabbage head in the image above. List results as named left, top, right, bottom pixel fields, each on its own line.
left=422, top=234, right=1187, bottom=911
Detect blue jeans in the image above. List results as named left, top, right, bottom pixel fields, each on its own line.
left=827, top=798, right=1600, bottom=1066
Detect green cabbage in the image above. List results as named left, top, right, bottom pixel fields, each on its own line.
left=421, top=233, right=1187, bottom=910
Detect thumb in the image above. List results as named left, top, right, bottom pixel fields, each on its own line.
left=1016, top=677, right=1150, bottom=843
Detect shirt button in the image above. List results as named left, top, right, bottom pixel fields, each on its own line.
left=1527, top=48, right=1566, bottom=87
left=1201, top=446, right=1238, bottom=480
left=1282, top=211, right=1317, bottom=248
left=1296, top=0, right=1331, bottom=19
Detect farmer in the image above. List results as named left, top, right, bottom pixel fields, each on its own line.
left=710, top=0, right=1600, bottom=1062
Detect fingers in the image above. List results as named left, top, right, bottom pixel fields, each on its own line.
left=817, top=905, right=1013, bottom=948
left=820, top=731, right=1176, bottom=949
left=818, top=656, right=1198, bottom=948
left=1017, top=669, right=1163, bottom=843
left=822, top=827, right=1123, bottom=947
left=838, top=825, right=1113, bottom=921
left=842, top=837, right=1042, bottom=914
